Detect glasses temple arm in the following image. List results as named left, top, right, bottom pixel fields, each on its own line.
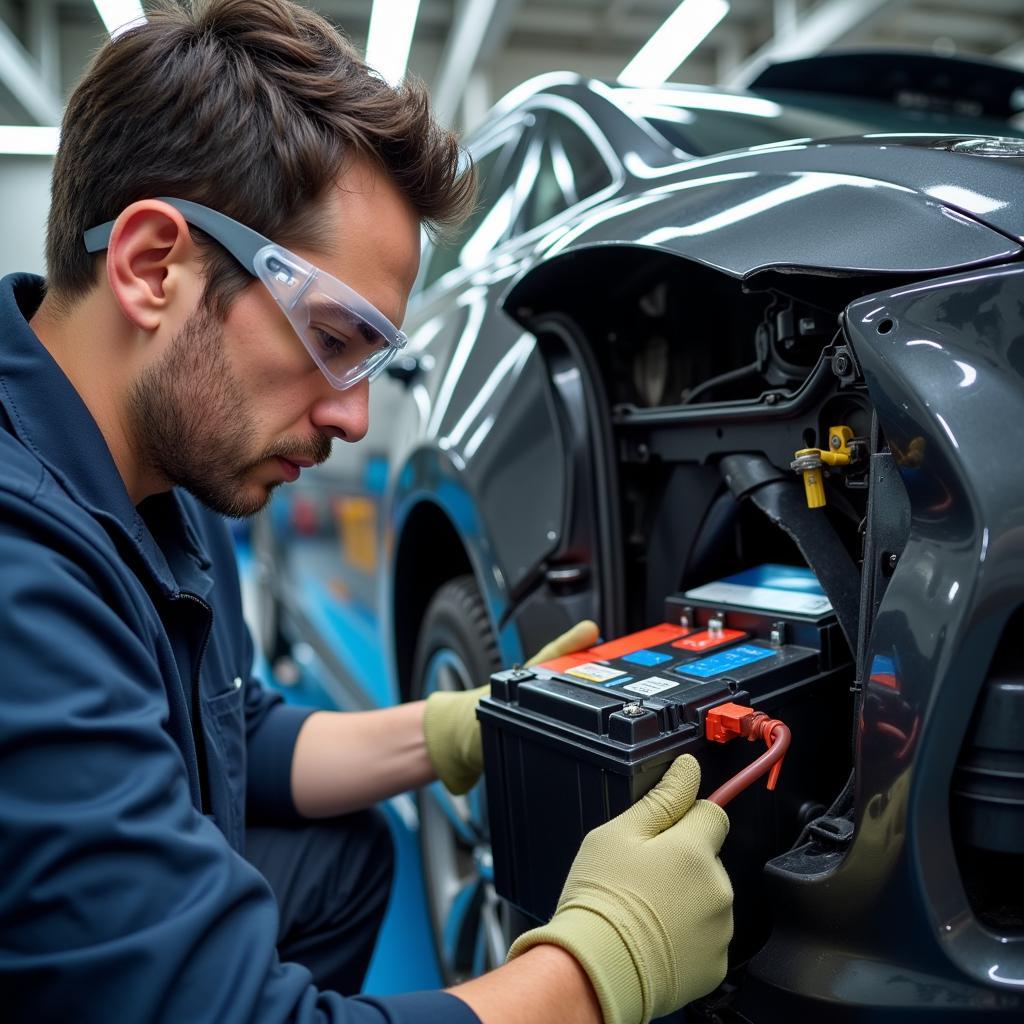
left=82, top=197, right=270, bottom=275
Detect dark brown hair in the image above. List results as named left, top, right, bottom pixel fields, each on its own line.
left=47, top=0, right=475, bottom=315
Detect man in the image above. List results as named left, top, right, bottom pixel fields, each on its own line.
left=0, top=2, right=732, bottom=1022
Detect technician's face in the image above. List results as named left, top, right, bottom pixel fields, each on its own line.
left=128, top=161, right=421, bottom=518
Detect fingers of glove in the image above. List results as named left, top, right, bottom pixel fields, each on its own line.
left=672, top=797, right=731, bottom=854
left=525, top=620, right=600, bottom=667
left=452, top=684, right=488, bottom=770
left=619, top=753, right=702, bottom=839
left=423, top=684, right=490, bottom=796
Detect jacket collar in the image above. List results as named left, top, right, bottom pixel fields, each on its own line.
left=0, top=273, right=212, bottom=598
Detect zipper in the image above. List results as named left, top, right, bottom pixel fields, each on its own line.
left=173, top=591, right=214, bottom=815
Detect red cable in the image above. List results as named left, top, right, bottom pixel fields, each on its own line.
left=707, top=717, right=791, bottom=808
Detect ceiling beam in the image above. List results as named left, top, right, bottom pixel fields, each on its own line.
left=598, top=0, right=639, bottom=43
left=894, top=9, right=1019, bottom=45
left=27, top=0, right=60, bottom=95
left=432, top=0, right=521, bottom=125
left=476, top=0, right=523, bottom=65
left=0, top=16, right=63, bottom=124
left=723, top=0, right=908, bottom=89
left=515, top=6, right=745, bottom=47
left=774, top=0, right=798, bottom=40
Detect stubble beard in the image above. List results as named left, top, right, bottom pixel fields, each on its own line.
left=126, top=307, right=330, bottom=518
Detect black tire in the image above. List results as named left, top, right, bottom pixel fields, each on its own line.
left=412, top=575, right=507, bottom=984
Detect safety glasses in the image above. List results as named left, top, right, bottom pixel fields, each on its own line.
left=84, top=197, right=408, bottom=391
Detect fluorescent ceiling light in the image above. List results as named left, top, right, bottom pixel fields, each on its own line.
left=93, top=1, right=146, bottom=39
left=0, top=126, right=60, bottom=155
left=366, top=0, right=422, bottom=87
left=619, top=0, right=730, bottom=88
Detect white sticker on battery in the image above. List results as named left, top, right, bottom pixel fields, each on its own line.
left=565, top=662, right=626, bottom=683
left=622, top=677, right=678, bottom=696
left=683, top=580, right=832, bottom=615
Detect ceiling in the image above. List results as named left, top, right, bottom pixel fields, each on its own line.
left=2, top=0, right=1024, bottom=131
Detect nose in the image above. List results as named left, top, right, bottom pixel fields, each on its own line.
left=309, top=377, right=370, bottom=443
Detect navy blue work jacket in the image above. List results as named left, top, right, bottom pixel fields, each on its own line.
left=0, top=275, right=477, bottom=1024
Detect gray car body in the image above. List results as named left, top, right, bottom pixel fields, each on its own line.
left=260, top=74, right=1024, bottom=1016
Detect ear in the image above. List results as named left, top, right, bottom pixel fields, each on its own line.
left=105, top=200, right=200, bottom=332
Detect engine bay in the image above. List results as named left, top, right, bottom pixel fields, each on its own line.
left=492, top=248, right=1023, bottom=1007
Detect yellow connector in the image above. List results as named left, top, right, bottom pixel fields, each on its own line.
left=826, top=425, right=854, bottom=460
left=796, top=459, right=826, bottom=507
left=791, top=425, right=855, bottom=508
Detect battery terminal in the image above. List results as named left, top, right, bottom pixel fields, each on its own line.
left=791, top=424, right=862, bottom=509
left=704, top=703, right=791, bottom=807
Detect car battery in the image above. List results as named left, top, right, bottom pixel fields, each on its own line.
left=478, top=565, right=851, bottom=922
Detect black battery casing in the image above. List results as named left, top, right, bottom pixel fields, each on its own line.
left=479, top=599, right=851, bottom=924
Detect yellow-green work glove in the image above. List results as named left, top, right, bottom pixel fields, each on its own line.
left=507, top=754, right=732, bottom=1024
left=423, top=620, right=600, bottom=795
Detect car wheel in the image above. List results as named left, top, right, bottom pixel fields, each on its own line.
left=412, top=575, right=510, bottom=984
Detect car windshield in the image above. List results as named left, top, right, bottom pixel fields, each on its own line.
left=633, top=88, right=1024, bottom=156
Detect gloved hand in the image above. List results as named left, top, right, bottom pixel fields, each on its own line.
left=507, top=754, right=732, bottom=1024
left=423, top=620, right=600, bottom=795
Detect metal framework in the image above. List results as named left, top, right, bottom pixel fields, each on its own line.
left=3, top=0, right=1024, bottom=133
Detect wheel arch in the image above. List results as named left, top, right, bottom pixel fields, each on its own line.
left=392, top=500, right=475, bottom=704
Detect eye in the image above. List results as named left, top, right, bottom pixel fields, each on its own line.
left=358, top=321, right=385, bottom=346
left=311, top=327, right=349, bottom=357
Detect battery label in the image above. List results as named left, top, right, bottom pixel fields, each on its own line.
left=588, top=623, right=689, bottom=660
left=621, top=649, right=674, bottom=667
left=673, top=628, right=745, bottom=652
left=538, top=652, right=594, bottom=674
left=622, top=676, right=679, bottom=697
left=675, top=644, right=777, bottom=679
left=565, top=662, right=628, bottom=683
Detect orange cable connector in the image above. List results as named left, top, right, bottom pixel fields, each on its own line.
left=703, top=702, right=791, bottom=808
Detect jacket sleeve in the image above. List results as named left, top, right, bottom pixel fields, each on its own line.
left=0, top=501, right=479, bottom=1024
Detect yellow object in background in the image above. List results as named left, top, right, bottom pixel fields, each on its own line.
left=334, top=496, right=378, bottom=574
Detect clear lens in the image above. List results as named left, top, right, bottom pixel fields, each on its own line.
left=253, top=244, right=406, bottom=390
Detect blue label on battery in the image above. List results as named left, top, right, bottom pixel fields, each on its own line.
left=621, top=649, right=674, bottom=667
left=674, top=644, right=777, bottom=678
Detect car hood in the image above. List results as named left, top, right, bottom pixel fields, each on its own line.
left=513, top=135, right=1024, bottom=293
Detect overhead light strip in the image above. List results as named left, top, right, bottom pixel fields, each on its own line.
left=366, top=0, right=422, bottom=87
left=93, top=1, right=147, bottom=39
left=619, top=0, right=730, bottom=88
left=0, top=125, right=60, bottom=156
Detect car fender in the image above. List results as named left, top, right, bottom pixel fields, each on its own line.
left=400, top=295, right=569, bottom=600
left=385, top=445, right=535, bottom=686
left=739, top=262, right=1024, bottom=1009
